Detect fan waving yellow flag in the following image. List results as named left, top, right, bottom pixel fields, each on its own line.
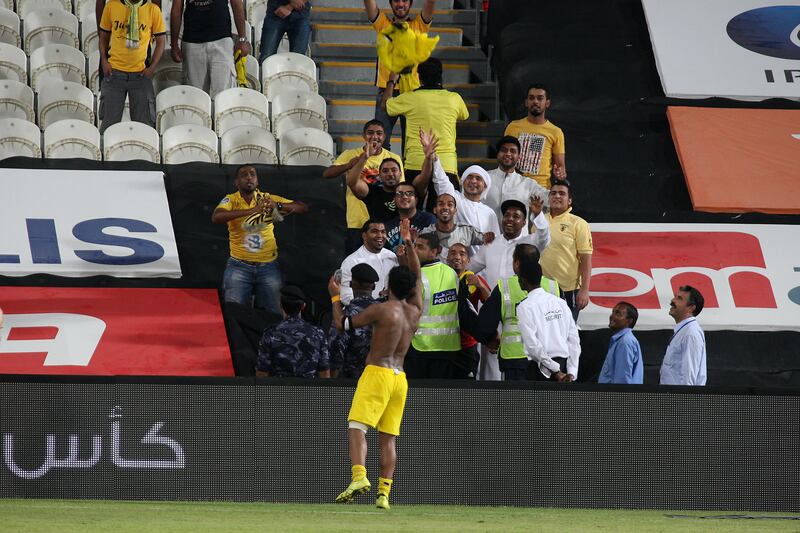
left=376, top=21, right=439, bottom=93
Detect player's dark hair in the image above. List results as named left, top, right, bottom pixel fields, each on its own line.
left=362, top=119, right=384, bottom=135
left=388, top=265, right=417, bottom=300
left=416, top=231, right=440, bottom=250
left=235, top=164, right=256, bottom=179
left=550, top=178, right=572, bottom=198
left=517, top=255, right=543, bottom=286
left=526, top=83, right=550, bottom=100
left=680, top=285, right=705, bottom=316
left=418, top=58, right=443, bottom=87
left=496, top=135, right=521, bottom=152
left=617, top=301, right=639, bottom=328
left=513, top=243, right=540, bottom=264
left=380, top=158, right=401, bottom=172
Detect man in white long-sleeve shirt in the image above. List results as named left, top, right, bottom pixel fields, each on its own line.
left=339, top=220, right=399, bottom=305
left=468, top=198, right=550, bottom=289
left=660, top=285, right=707, bottom=386
left=483, top=135, right=549, bottom=236
left=516, top=254, right=580, bottom=381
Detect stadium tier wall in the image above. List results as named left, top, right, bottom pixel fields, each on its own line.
left=1, top=376, right=798, bottom=511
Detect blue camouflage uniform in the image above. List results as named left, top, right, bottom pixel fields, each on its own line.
left=257, top=316, right=330, bottom=377
left=328, top=295, right=378, bottom=378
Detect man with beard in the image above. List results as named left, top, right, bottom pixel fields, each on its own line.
left=483, top=136, right=549, bottom=232
left=419, top=130, right=500, bottom=256
left=339, top=220, right=399, bottom=306
left=384, top=182, right=436, bottom=253
left=212, top=165, right=308, bottom=315
left=324, top=120, right=404, bottom=254
left=365, top=0, right=437, bottom=150
left=447, top=241, right=490, bottom=378
left=348, top=154, right=429, bottom=223
left=504, top=84, right=567, bottom=189
left=420, top=192, right=485, bottom=261
left=469, top=199, right=550, bottom=290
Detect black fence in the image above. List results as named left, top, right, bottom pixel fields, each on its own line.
left=2, top=376, right=798, bottom=510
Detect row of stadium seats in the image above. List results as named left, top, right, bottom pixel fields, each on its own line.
left=0, top=117, right=335, bottom=165
left=1, top=42, right=317, bottom=96
left=0, top=2, right=299, bottom=60
left=1, top=80, right=327, bottom=136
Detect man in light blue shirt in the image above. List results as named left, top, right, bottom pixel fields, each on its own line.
left=660, top=285, right=707, bottom=386
left=599, top=301, right=643, bottom=384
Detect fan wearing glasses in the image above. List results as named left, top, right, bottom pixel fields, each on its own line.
left=384, top=184, right=436, bottom=253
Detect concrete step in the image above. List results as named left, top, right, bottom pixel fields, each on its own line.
left=311, top=7, right=476, bottom=27
left=313, top=23, right=463, bottom=46
left=328, top=119, right=506, bottom=139
left=319, top=60, right=470, bottom=84
left=327, top=98, right=479, bottom=120
left=312, top=42, right=489, bottom=82
left=313, top=0, right=457, bottom=9
left=338, top=135, right=489, bottom=158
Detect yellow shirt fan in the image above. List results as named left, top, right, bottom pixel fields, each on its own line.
left=376, top=21, right=439, bottom=93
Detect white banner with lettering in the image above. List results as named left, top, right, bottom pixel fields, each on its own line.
left=642, top=0, right=800, bottom=100
left=578, top=223, right=800, bottom=331
left=0, top=169, right=181, bottom=277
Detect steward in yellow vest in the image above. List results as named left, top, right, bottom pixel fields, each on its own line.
left=458, top=243, right=559, bottom=380
left=404, top=231, right=465, bottom=379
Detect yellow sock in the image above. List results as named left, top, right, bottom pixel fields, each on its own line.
left=378, top=477, right=393, bottom=497
left=352, top=465, right=367, bottom=482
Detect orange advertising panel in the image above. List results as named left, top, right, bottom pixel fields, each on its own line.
left=667, top=107, right=800, bottom=214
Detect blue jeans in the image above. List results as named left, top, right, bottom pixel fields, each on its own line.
left=258, top=6, right=312, bottom=63
left=222, top=257, right=282, bottom=315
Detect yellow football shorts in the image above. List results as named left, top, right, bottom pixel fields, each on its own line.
left=348, top=365, right=408, bottom=436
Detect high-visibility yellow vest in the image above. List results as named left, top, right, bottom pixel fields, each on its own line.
left=498, top=275, right=560, bottom=360
left=412, top=262, right=461, bottom=352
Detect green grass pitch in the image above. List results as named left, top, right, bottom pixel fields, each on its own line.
left=1, top=500, right=799, bottom=532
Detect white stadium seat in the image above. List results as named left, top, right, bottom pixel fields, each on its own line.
left=271, top=89, right=327, bottom=138
left=0, top=79, right=34, bottom=121
left=260, top=52, right=317, bottom=97
left=0, top=41, right=28, bottom=82
left=23, top=9, right=79, bottom=55
left=80, top=15, right=97, bottom=54
left=246, top=0, right=266, bottom=27
left=44, top=118, right=101, bottom=160
left=214, top=86, right=269, bottom=136
left=0, top=117, right=41, bottom=159
left=18, top=0, right=72, bottom=19
left=243, top=53, right=260, bottom=91
left=221, top=125, right=277, bottom=165
left=103, top=120, right=161, bottom=163
left=155, top=84, right=212, bottom=133
left=37, top=79, right=95, bottom=129
left=152, top=49, right=184, bottom=94
left=87, top=49, right=100, bottom=93
left=29, top=44, right=87, bottom=92
left=279, top=126, right=334, bottom=166
left=162, top=124, right=219, bottom=164
left=0, top=7, right=20, bottom=48
left=74, top=0, right=96, bottom=22
left=0, top=1, right=12, bottom=11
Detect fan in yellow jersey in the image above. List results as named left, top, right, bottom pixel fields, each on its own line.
left=212, top=165, right=308, bottom=315
left=365, top=0, right=436, bottom=149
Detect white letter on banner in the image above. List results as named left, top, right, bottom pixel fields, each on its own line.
left=0, top=313, right=106, bottom=366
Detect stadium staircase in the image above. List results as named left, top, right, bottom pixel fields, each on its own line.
left=310, top=0, right=504, bottom=171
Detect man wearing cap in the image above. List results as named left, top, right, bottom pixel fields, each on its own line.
left=256, top=286, right=330, bottom=378
left=483, top=135, right=549, bottom=234
left=418, top=130, right=499, bottom=257
left=468, top=198, right=550, bottom=290
left=460, top=243, right=560, bottom=381
left=329, top=264, right=380, bottom=379
left=340, top=220, right=399, bottom=306
left=212, top=165, right=308, bottom=315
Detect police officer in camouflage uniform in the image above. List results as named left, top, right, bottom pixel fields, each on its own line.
left=459, top=243, right=559, bottom=380
left=256, top=286, right=330, bottom=378
left=329, top=264, right=380, bottom=378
